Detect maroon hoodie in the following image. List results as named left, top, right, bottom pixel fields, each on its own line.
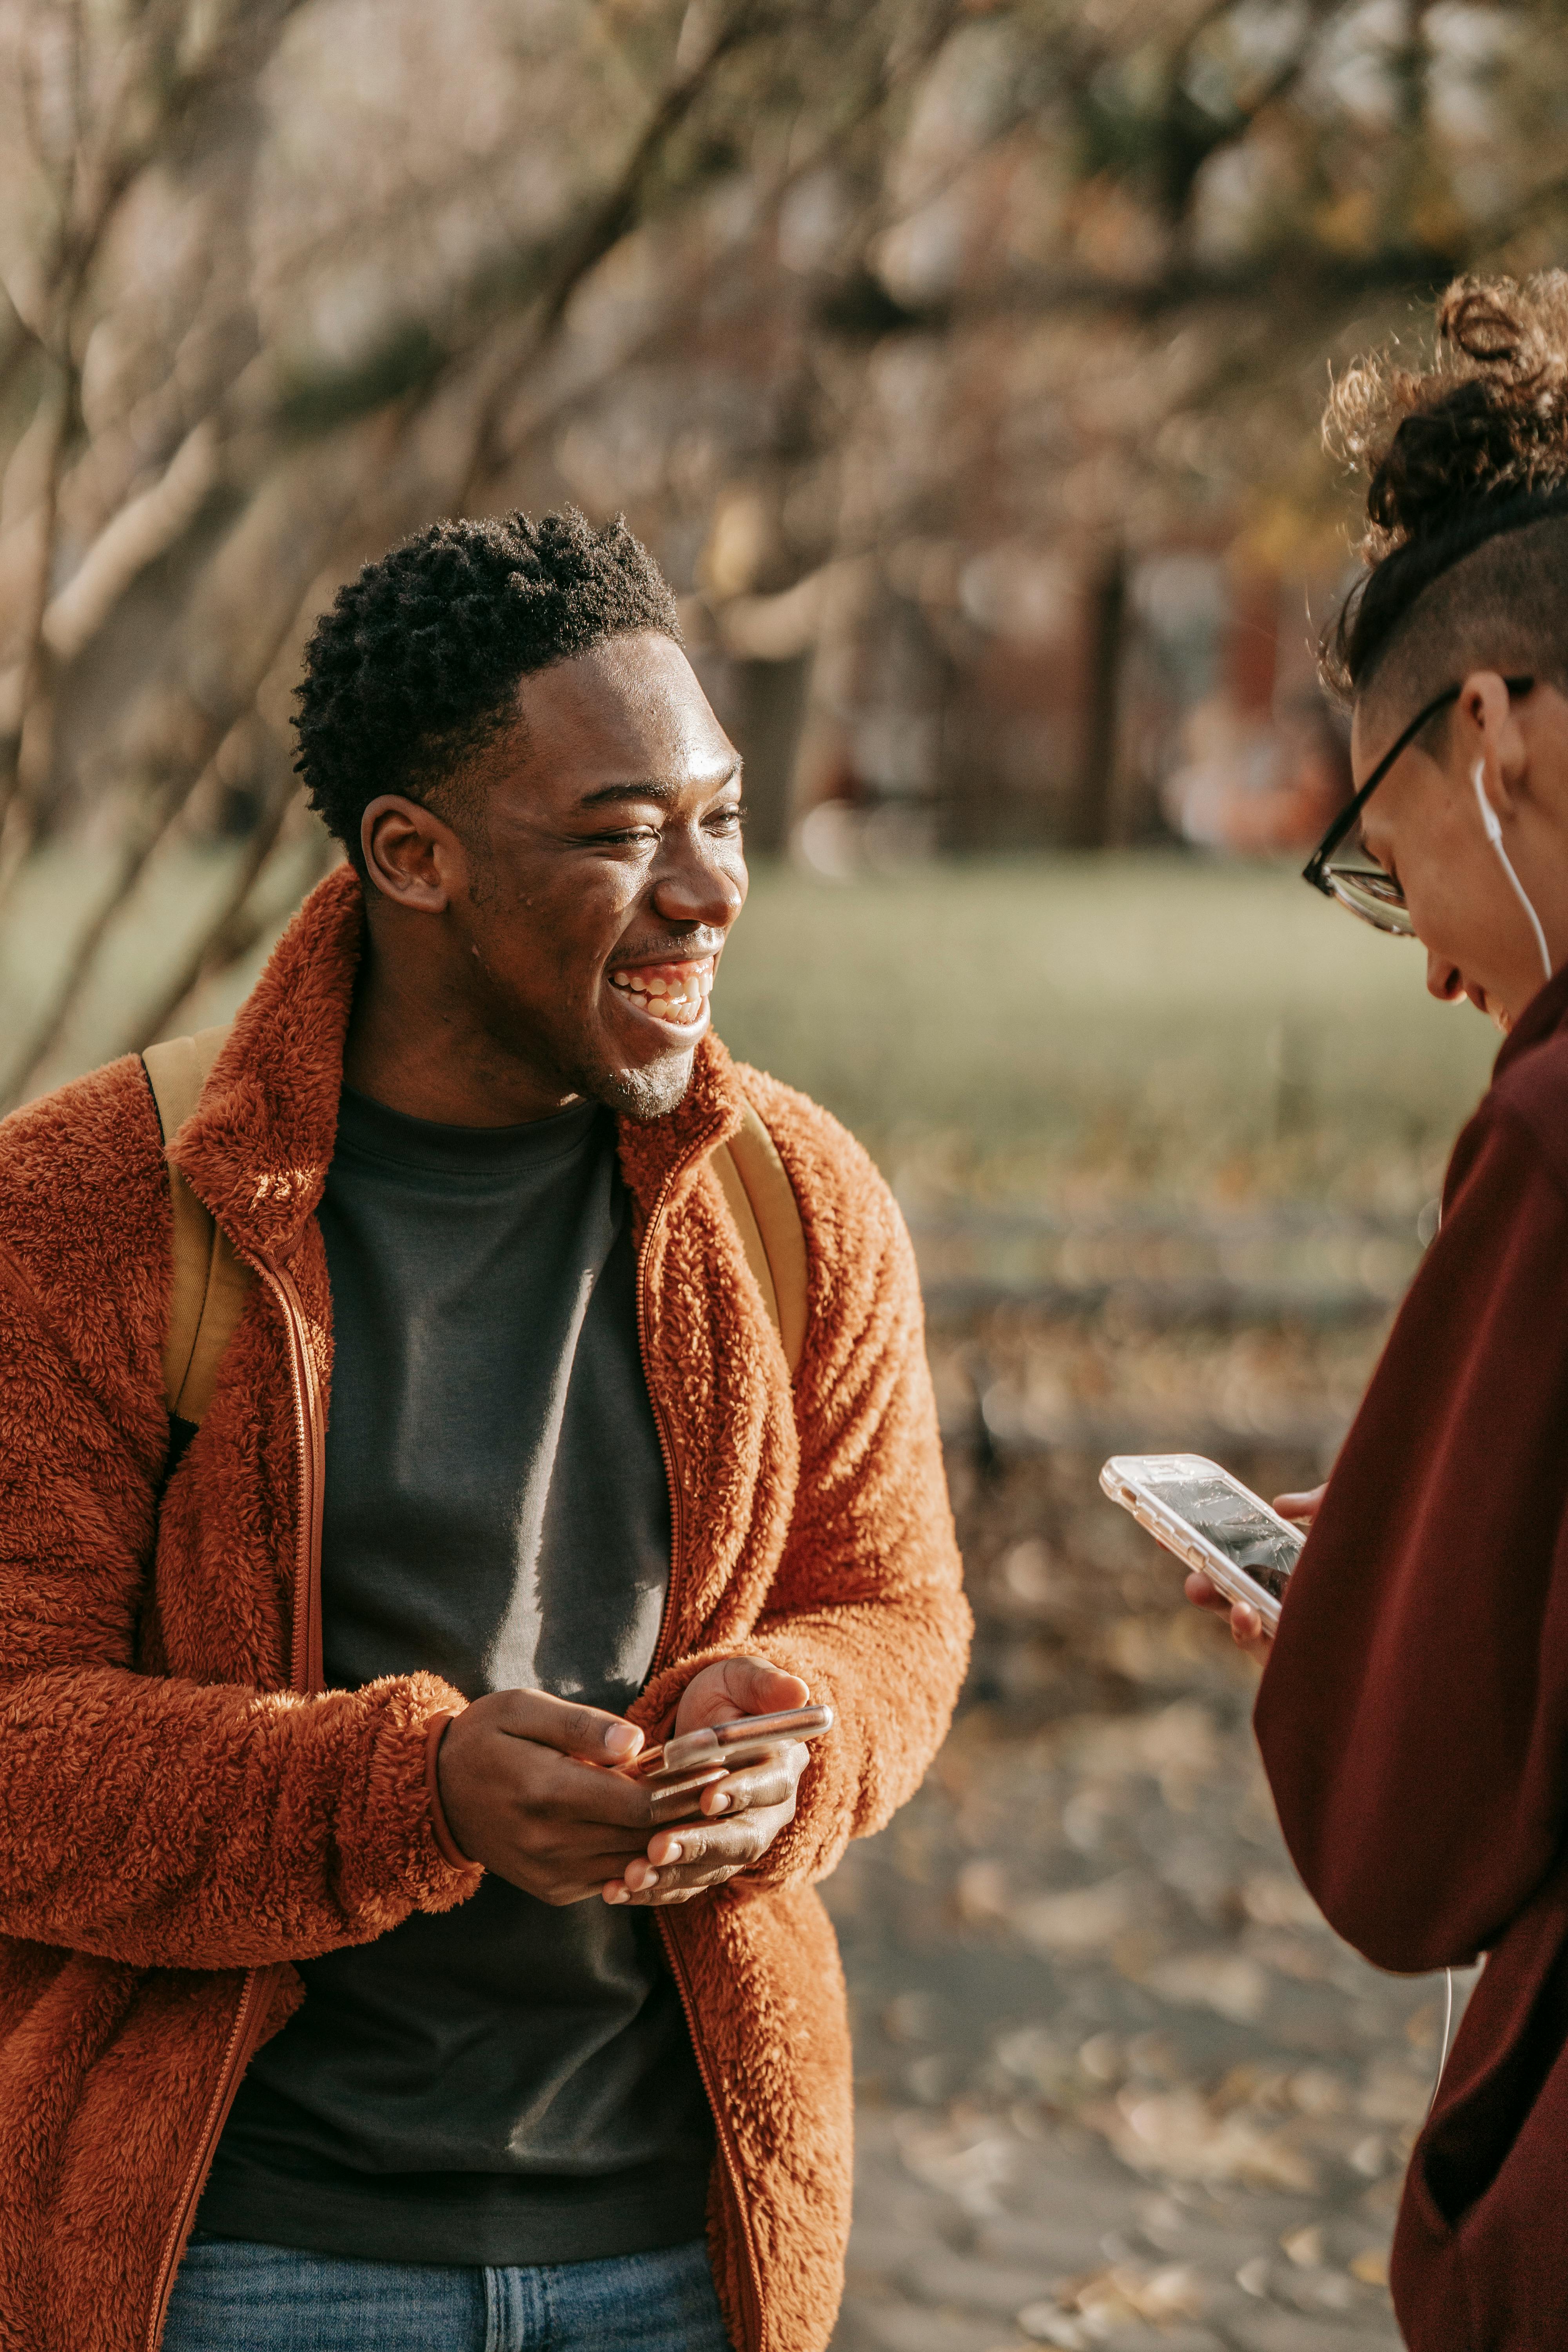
left=1256, top=967, right=1568, bottom=2352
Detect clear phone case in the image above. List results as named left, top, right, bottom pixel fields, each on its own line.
left=622, top=1704, right=835, bottom=1824
left=1100, top=1453, right=1303, bottom=1633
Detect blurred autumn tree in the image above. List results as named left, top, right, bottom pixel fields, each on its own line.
left=2, top=0, right=1566, bottom=1103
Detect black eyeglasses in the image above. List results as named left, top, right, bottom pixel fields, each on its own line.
left=1302, top=675, right=1535, bottom=934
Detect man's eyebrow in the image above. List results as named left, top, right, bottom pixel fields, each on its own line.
left=577, top=761, right=743, bottom=811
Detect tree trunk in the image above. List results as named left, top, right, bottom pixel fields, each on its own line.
left=1071, top=545, right=1127, bottom=849
left=730, top=652, right=813, bottom=856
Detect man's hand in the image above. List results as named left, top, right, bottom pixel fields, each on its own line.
left=605, top=1655, right=813, bottom=1909
left=436, top=1689, right=656, bottom=1904
left=1184, top=1484, right=1325, bottom=1664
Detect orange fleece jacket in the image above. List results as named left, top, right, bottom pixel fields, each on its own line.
left=0, top=866, right=970, bottom=2352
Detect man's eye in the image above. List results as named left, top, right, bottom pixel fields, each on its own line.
left=709, top=802, right=746, bottom=830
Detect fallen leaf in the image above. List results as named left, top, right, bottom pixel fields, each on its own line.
left=1129, top=2263, right=1208, bottom=2319
left=1359, top=2058, right=1431, bottom=2126
left=956, top=1858, right=1011, bottom=1921
left=1015, top=2302, right=1087, bottom=2348
left=896, top=2117, right=1014, bottom=2212
left=1288, top=2067, right=1348, bottom=2118
left=1015, top=1878, right=1138, bottom=1955
left=1099, top=2086, right=1318, bottom=2191
left=1147, top=1950, right=1269, bottom=2023
left=1243, top=1871, right=1324, bottom=1929
left=1078, top=2031, right=1122, bottom=2082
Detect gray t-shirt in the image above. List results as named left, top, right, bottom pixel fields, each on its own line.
left=199, top=1087, right=712, bottom=2264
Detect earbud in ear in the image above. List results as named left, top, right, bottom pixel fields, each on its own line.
left=1472, top=760, right=1504, bottom=846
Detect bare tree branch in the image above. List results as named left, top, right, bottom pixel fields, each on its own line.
left=451, top=0, right=780, bottom=509
left=0, top=368, right=69, bottom=846
left=0, top=0, right=321, bottom=884
left=0, top=385, right=414, bottom=1105
left=42, top=416, right=220, bottom=664
left=121, top=777, right=320, bottom=1057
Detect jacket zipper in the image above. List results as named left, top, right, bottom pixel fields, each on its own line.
left=639, top=1164, right=686, bottom=1671
left=143, top=1245, right=326, bottom=2349
left=635, top=1145, right=768, bottom=2352
left=659, top=1915, right=768, bottom=2352
left=257, top=1251, right=328, bottom=1696
left=142, top=1967, right=271, bottom=2352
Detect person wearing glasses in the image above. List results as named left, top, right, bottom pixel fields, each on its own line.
left=1187, top=272, right=1568, bottom=2352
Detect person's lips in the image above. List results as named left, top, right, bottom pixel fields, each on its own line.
left=1463, top=976, right=1512, bottom=1033
left=607, top=956, right=715, bottom=1029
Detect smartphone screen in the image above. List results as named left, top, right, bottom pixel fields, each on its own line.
left=1137, top=1459, right=1303, bottom=1603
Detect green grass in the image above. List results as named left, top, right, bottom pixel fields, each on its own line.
left=9, top=846, right=1498, bottom=1210
left=713, top=855, right=1496, bottom=1209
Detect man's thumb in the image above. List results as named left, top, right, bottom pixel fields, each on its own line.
left=496, top=1688, right=644, bottom=1760
left=729, top=1656, right=810, bottom=1713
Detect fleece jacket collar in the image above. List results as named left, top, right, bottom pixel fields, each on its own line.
left=169, top=862, right=748, bottom=1263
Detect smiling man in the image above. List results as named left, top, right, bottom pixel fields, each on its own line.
left=0, top=511, right=969, bottom=2352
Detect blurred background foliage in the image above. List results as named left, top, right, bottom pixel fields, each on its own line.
left=0, top=0, right=1562, bottom=1116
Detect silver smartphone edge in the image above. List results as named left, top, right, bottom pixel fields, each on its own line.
left=1099, top=1456, right=1288, bottom=1635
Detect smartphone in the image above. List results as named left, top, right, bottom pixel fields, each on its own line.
left=1100, top=1453, right=1305, bottom=1633
left=621, top=1704, right=835, bottom=1823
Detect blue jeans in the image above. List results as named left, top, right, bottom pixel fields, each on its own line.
left=160, top=2234, right=731, bottom=2352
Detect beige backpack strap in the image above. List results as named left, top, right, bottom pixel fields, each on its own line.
left=712, top=1099, right=808, bottom=1379
left=142, top=1025, right=252, bottom=1426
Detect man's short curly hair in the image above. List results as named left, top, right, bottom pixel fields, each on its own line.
left=294, top=508, right=682, bottom=866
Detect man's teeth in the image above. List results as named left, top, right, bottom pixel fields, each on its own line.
left=608, top=963, right=714, bottom=1024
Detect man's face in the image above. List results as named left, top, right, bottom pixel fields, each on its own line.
left=365, top=630, right=748, bottom=1119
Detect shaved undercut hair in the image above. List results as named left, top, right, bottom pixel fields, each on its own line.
left=1357, top=509, right=1568, bottom=746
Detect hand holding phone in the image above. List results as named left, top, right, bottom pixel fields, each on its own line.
left=621, top=1704, right=835, bottom=1822
left=603, top=1657, right=834, bottom=1906
left=1101, top=1453, right=1306, bottom=1636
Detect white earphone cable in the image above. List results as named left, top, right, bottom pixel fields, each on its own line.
left=1428, top=1966, right=1455, bottom=2118
left=1474, top=760, right=1552, bottom=984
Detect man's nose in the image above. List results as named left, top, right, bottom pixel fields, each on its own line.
left=650, top=836, right=746, bottom=932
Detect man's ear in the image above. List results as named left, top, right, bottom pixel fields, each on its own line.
left=361, top=795, right=468, bottom=911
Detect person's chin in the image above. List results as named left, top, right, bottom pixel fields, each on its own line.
left=582, top=1043, right=697, bottom=1123
left=1462, top=977, right=1511, bottom=1033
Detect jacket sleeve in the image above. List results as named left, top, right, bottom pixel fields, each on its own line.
left=0, top=1235, right=480, bottom=1972
left=701, top=1103, right=969, bottom=1888
left=1254, top=1096, right=1568, bottom=1974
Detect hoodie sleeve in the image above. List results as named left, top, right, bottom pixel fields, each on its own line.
left=1254, top=1092, right=1568, bottom=1974
left=686, top=1079, right=971, bottom=1888
left=0, top=1062, right=481, bottom=1972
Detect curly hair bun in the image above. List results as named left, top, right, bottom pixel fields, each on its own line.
left=1338, top=276, right=1568, bottom=551
left=1324, top=274, right=1568, bottom=694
